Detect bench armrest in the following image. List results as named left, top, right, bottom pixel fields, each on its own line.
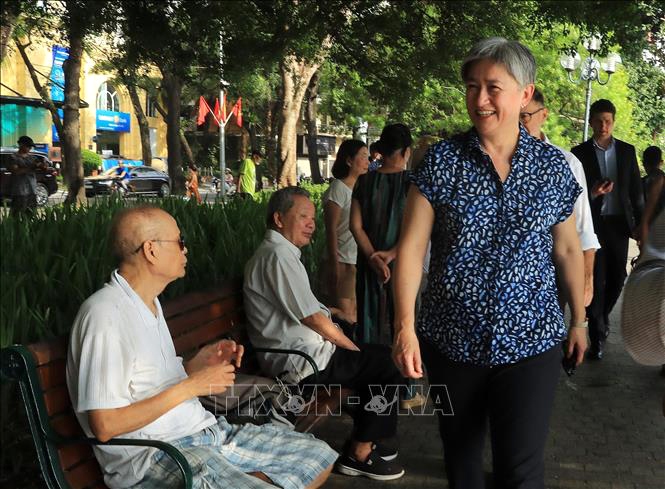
left=253, top=347, right=320, bottom=383
left=57, top=436, right=193, bottom=489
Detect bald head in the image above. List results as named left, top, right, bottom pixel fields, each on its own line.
left=110, top=206, right=175, bottom=263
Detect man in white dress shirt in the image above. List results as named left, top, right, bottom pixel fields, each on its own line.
left=520, top=87, right=601, bottom=308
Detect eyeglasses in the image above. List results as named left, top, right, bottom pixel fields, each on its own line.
left=519, top=107, right=545, bottom=122
left=134, top=237, right=186, bottom=254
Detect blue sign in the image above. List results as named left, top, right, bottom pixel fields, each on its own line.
left=50, top=46, right=68, bottom=103
left=96, top=110, right=131, bottom=132
left=52, top=108, right=64, bottom=143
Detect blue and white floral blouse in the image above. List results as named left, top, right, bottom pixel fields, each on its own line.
left=411, top=125, right=581, bottom=366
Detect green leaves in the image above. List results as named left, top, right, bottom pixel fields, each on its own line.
left=0, top=187, right=330, bottom=349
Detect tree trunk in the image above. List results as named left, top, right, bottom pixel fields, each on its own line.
left=62, top=35, right=85, bottom=205
left=160, top=70, right=185, bottom=191
left=0, top=2, right=19, bottom=63
left=265, top=98, right=279, bottom=186
left=180, top=131, right=194, bottom=166
left=248, top=122, right=258, bottom=151
left=240, top=127, right=250, bottom=160
left=304, top=70, right=324, bottom=184
left=277, top=55, right=323, bottom=188
left=15, top=39, right=64, bottom=138
left=155, top=98, right=193, bottom=167
left=126, top=83, right=152, bottom=166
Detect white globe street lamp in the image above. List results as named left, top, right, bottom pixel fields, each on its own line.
left=560, top=36, right=622, bottom=141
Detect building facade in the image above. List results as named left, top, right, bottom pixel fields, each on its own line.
left=1, top=39, right=168, bottom=166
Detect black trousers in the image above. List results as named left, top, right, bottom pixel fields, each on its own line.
left=587, top=215, right=630, bottom=346
left=299, top=344, right=404, bottom=442
left=422, top=341, right=561, bottom=489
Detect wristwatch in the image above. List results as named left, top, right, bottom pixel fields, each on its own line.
left=570, top=320, right=589, bottom=329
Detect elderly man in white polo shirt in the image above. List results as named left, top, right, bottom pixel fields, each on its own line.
left=520, top=87, right=601, bottom=307
left=66, top=206, right=336, bottom=489
left=244, top=187, right=406, bottom=482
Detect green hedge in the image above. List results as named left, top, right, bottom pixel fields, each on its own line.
left=0, top=185, right=328, bottom=349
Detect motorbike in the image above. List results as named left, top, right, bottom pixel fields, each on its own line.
left=211, top=176, right=236, bottom=197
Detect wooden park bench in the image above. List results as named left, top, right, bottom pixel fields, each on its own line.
left=0, top=280, right=350, bottom=489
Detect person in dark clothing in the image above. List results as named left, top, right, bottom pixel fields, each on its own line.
left=9, top=135, right=46, bottom=214
left=639, top=146, right=664, bottom=245
left=571, top=99, right=645, bottom=359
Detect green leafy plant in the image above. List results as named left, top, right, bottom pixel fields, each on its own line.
left=81, top=148, right=102, bottom=176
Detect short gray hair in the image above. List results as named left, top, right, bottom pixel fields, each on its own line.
left=266, top=186, right=311, bottom=229
left=461, top=37, right=536, bottom=87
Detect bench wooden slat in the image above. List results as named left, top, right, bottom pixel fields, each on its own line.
left=51, top=413, right=86, bottom=438
left=162, top=282, right=242, bottom=318
left=37, top=359, right=67, bottom=391
left=172, top=311, right=245, bottom=355
left=28, top=338, right=68, bottom=366
left=59, top=444, right=97, bottom=471
left=167, top=297, right=242, bottom=338
left=64, top=459, right=105, bottom=489
left=45, top=385, right=73, bottom=417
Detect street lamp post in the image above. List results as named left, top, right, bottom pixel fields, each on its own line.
left=559, top=36, right=621, bottom=141
left=219, top=32, right=228, bottom=198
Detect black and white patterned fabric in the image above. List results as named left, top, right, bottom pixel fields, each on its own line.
left=411, top=124, right=581, bottom=366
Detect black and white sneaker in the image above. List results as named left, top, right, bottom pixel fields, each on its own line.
left=373, top=439, right=398, bottom=461
left=336, top=449, right=405, bottom=480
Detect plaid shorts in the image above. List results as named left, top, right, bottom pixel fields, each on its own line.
left=135, top=417, right=337, bottom=489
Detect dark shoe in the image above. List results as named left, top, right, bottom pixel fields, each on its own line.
left=373, top=439, right=398, bottom=461
left=587, top=344, right=604, bottom=360
left=336, top=449, right=405, bottom=480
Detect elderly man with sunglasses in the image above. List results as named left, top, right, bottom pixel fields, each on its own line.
left=66, top=206, right=336, bottom=489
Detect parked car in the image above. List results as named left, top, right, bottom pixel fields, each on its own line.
left=84, top=165, right=171, bottom=197
left=0, top=147, right=59, bottom=206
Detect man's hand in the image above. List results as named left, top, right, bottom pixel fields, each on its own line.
left=184, top=362, right=236, bottom=397
left=590, top=180, right=614, bottom=199
left=392, top=328, right=423, bottom=379
left=186, top=340, right=244, bottom=375
left=565, top=326, right=588, bottom=367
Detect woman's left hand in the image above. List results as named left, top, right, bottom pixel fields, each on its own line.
left=372, top=249, right=397, bottom=266
left=565, top=327, right=588, bottom=366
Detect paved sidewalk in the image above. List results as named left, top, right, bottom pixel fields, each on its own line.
left=316, top=243, right=665, bottom=489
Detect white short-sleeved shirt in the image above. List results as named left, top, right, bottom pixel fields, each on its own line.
left=66, top=271, right=216, bottom=488
left=244, top=230, right=336, bottom=382
left=322, top=179, right=357, bottom=264
left=544, top=135, right=601, bottom=251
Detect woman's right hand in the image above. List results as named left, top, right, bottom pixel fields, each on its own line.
left=369, top=253, right=390, bottom=283
left=392, top=328, right=423, bottom=379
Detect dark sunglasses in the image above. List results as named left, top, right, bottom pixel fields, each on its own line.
left=134, top=236, right=185, bottom=254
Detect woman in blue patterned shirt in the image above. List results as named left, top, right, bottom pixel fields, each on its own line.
left=392, top=38, right=588, bottom=488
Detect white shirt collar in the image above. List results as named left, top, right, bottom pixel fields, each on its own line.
left=265, top=229, right=302, bottom=258
left=111, top=269, right=162, bottom=321
left=592, top=137, right=615, bottom=152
